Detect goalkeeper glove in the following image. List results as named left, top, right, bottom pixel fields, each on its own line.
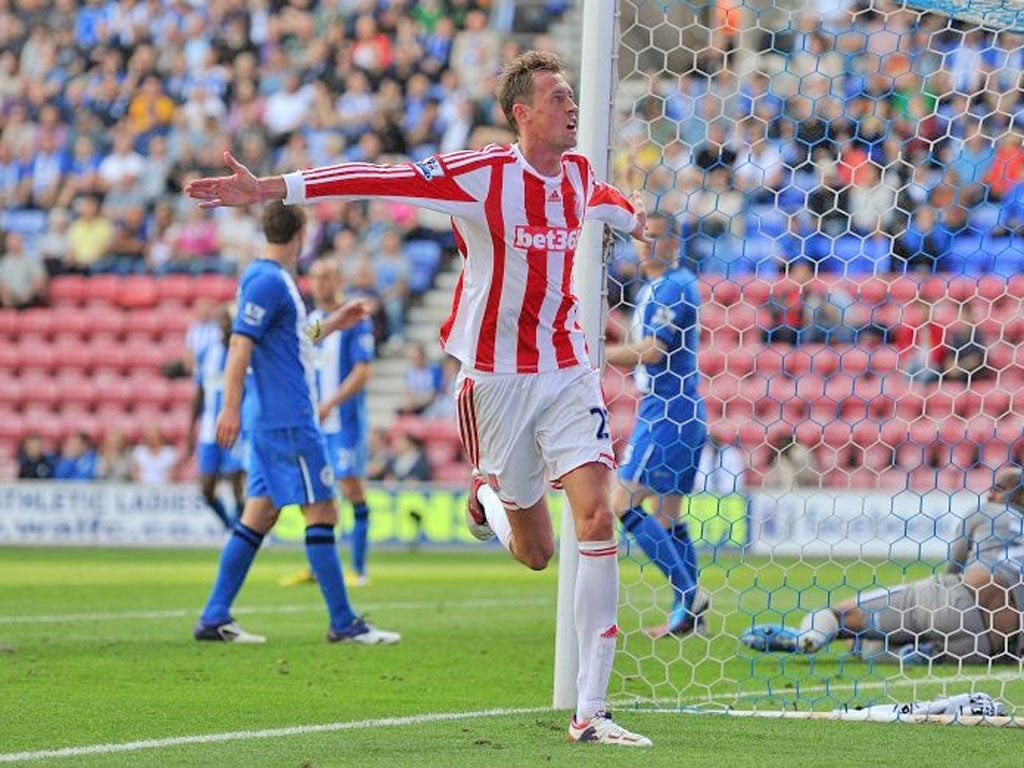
left=305, top=318, right=323, bottom=343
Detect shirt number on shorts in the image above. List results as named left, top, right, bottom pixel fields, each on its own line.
left=590, top=407, right=610, bottom=440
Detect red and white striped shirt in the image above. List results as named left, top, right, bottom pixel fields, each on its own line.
left=283, top=143, right=637, bottom=374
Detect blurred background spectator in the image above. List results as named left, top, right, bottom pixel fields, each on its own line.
left=0, top=231, right=47, bottom=308
left=53, top=431, right=97, bottom=481
left=765, top=434, right=820, bottom=490
left=131, top=426, right=179, bottom=485
left=17, top=434, right=53, bottom=481
left=384, top=433, right=432, bottom=484
left=96, top=430, right=133, bottom=483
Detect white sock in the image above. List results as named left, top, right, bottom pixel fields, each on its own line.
left=575, top=539, right=619, bottom=722
left=476, top=481, right=513, bottom=552
left=799, top=608, right=839, bottom=651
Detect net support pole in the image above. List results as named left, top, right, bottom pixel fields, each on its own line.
left=553, top=0, right=619, bottom=711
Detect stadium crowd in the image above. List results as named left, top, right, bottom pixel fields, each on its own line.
left=2, top=0, right=1023, bottom=494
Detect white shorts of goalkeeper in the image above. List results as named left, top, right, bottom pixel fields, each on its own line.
left=455, top=364, right=615, bottom=510
left=854, top=574, right=991, bottom=664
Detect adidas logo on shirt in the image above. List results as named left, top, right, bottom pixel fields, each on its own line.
left=547, top=189, right=561, bottom=202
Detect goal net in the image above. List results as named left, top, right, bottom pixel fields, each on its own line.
left=600, top=0, right=1024, bottom=721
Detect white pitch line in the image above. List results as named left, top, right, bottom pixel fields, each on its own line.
left=0, top=596, right=552, bottom=626
left=0, top=706, right=552, bottom=764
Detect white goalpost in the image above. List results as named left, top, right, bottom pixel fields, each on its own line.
left=556, top=0, right=1024, bottom=724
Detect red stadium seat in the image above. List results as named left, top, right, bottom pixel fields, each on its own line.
left=51, top=312, right=91, bottom=343
left=16, top=308, right=55, bottom=339
left=710, top=280, right=740, bottom=307
left=699, top=349, right=726, bottom=377
left=90, top=342, right=130, bottom=375
left=889, top=277, right=918, bottom=304
left=50, top=339, right=96, bottom=375
left=48, top=275, right=86, bottom=307
left=389, top=415, right=428, bottom=442
left=94, top=376, right=133, bottom=408
left=169, top=378, right=197, bottom=407
left=755, top=347, right=784, bottom=376
left=978, top=275, right=1007, bottom=301
left=740, top=279, right=771, bottom=305
left=855, top=276, right=889, bottom=305
left=1009, top=274, right=1024, bottom=299
left=159, top=409, right=190, bottom=442
left=0, top=412, right=28, bottom=443
left=55, top=374, right=99, bottom=409
left=16, top=341, right=56, bottom=374
left=0, top=309, right=16, bottom=337
left=84, top=275, right=123, bottom=306
left=81, top=307, right=126, bottom=340
left=125, top=342, right=169, bottom=374
left=196, top=275, right=237, bottom=302
left=117, top=275, right=159, bottom=309
left=131, top=376, right=172, bottom=409
left=0, top=378, right=24, bottom=409
left=867, top=346, right=899, bottom=376
left=724, top=347, right=756, bottom=377
left=157, top=275, right=198, bottom=306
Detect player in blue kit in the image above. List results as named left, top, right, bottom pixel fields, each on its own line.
left=187, top=306, right=247, bottom=529
left=280, top=257, right=376, bottom=588
left=605, top=211, right=710, bottom=639
left=193, top=201, right=399, bottom=645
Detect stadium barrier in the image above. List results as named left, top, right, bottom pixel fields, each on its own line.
left=0, top=481, right=963, bottom=556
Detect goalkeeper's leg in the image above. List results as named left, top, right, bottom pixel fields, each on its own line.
left=962, top=564, right=1023, bottom=658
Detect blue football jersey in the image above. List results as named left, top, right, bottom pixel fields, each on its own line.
left=232, top=259, right=317, bottom=431
left=309, top=309, right=374, bottom=437
left=195, top=339, right=259, bottom=440
left=630, top=266, right=704, bottom=422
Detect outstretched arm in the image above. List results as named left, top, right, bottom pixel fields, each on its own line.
left=187, top=151, right=481, bottom=218
left=185, top=152, right=286, bottom=209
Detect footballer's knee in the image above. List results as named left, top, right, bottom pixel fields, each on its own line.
left=520, top=543, right=554, bottom=571
left=575, top=502, right=616, bottom=542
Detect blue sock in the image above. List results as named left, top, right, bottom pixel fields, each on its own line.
left=200, top=522, right=264, bottom=626
left=205, top=496, right=231, bottom=528
left=305, top=524, right=357, bottom=631
left=351, top=501, right=370, bottom=577
left=670, top=522, right=699, bottom=594
left=620, top=507, right=695, bottom=610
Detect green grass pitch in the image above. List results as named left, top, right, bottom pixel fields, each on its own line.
left=1, top=546, right=1021, bottom=767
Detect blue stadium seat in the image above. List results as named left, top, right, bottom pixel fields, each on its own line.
left=948, top=233, right=987, bottom=274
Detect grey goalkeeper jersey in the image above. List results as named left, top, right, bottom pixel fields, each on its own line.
left=948, top=502, right=1024, bottom=572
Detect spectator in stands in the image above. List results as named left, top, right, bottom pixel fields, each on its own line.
left=893, top=207, right=950, bottom=274
left=376, top=228, right=410, bottom=341
left=17, top=434, right=54, bottom=481
left=942, top=303, right=991, bottom=383
left=695, top=431, right=747, bottom=495
left=895, top=299, right=945, bottom=383
left=397, top=342, right=443, bottom=416
left=365, top=427, right=394, bottom=483
left=165, top=206, right=223, bottom=274
left=183, top=297, right=221, bottom=375
left=450, top=9, right=500, bottom=99
left=93, top=205, right=148, bottom=275
left=385, top=433, right=432, bottom=484
left=98, top=129, right=146, bottom=206
left=36, top=207, right=70, bottom=275
left=765, top=434, right=820, bottom=490
left=345, top=255, right=388, bottom=343
left=57, top=135, right=103, bottom=209
left=131, top=425, right=179, bottom=485
left=424, top=355, right=461, bottom=420
left=946, top=120, right=995, bottom=207
left=53, top=431, right=97, bottom=481
left=65, top=194, right=114, bottom=273
left=0, top=232, right=47, bottom=309
left=96, top=430, right=133, bottom=483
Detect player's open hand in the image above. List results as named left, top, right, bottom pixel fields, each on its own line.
left=333, top=297, right=376, bottom=331
left=629, top=190, right=651, bottom=245
left=216, top=407, right=241, bottom=449
left=185, top=151, right=261, bottom=209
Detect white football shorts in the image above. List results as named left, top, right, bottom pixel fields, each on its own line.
left=455, top=364, right=615, bottom=509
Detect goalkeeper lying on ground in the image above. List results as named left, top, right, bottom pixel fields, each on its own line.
left=743, top=469, right=1024, bottom=663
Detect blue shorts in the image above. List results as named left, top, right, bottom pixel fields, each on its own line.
left=618, top=418, right=708, bottom=495
left=246, top=423, right=336, bottom=509
left=324, top=430, right=366, bottom=480
left=197, top=441, right=245, bottom=476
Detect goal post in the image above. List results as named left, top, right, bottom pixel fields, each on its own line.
left=558, top=0, right=1024, bottom=722
left=553, top=0, right=622, bottom=710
